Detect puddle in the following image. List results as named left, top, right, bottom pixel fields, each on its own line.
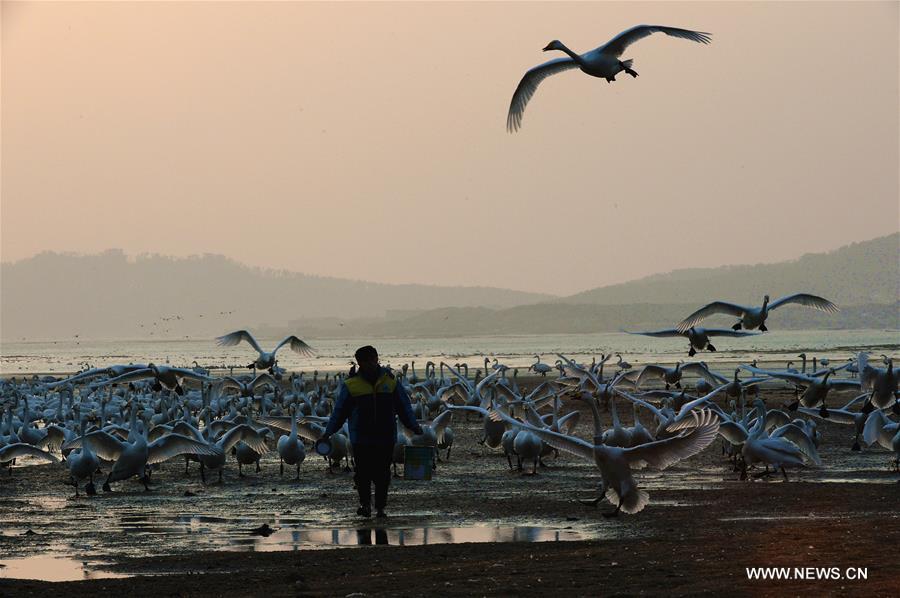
left=227, top=525, right=587, bottom=551
left=0, top=555, right=127, bottom=582
left=0, top=525, right=587, bottom=578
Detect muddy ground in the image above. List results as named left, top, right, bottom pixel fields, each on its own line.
left=0, top=385, right=898, bottom=596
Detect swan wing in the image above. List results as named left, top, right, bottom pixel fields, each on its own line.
left=797, top=407, right=856, bottom=425
left=0, top=443, right=60, bottom=464
left=430, top=409, right=453, bottom=440
left=612, top=389, right=664, bottom=420
left=251, top=373, right=278, bottom=391
left=718, top=420, right=749, bottom=444
left=42, top=425, right=70, bottom=452
left=677, top=301, right=748, bottom=332
left=764, top=409, right=791, bottom=431
left=444, top=404, right=489, bottom=418
left=840, top=392, right=870, bottom=411
left=598, top=25, right=711, bottom=57
left=739, top=365, right=811, bottom=386
left=507, top=57, right=579, bottom=132
left=219, top=424, right=269, bottom=454
left=680, top=363, right=719, bottom=380
left=489, top=409, right=595, bottom=462
left=63, top=430, right=124, bottom=461
left=673, top=383, right=730, bottom=421
left=624, top=409, right=719, bottom=470
left=47, top=367, right=116, bottom=388
left=274, top=335, right=316, bottom=357
left=768, top=293, right=839, bottom=313
left=172, top=421, right=205, bottom=442
left=558, top=410, right=581, bottom=435
left=295, top=420, right=327, bottom=442
left=624, top=328, right=681, bottom=338
left=89, top=368, right=154, bottom=388
left=254, top=415, right=293, bottom=433
left=703, top=328, right=760, bottom=338
left=216, top=330, right=264, bottom=355
left=636, top=365, right=666, bottom=387
left=635, top=390, right=678, bottom=403
left=862, top=411, right=887, bottom=446
left=148, top=433, right=220, bottom=464
left=770, top=423, right=822, bottom=466
left=828, top=379, right=862, bottom=391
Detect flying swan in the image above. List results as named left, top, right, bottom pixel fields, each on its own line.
left=507, top=25, right=712, bottom=132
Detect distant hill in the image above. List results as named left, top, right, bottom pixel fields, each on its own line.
left=259, top=234, right=900, bottom=338
left=0, top=250, right=552, bottom=341
left=559, top=234, right=899, bottom=307
left=2, top=234, right=897, bottom=341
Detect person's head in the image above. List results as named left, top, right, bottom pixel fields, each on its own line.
left=354, top=345, right=379, bottom=378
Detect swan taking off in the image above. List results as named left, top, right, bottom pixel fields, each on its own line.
left=677, top=294, right=839, bottom=333
left=216, top=330, right=315, bottom=372
left=507, top=25, right=712, bottom=132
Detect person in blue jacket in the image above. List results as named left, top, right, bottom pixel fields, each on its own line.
left=321, top=345, right=422, bottom=518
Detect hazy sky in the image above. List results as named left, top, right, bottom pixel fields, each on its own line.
left=2, top=1, right=898, bottom=295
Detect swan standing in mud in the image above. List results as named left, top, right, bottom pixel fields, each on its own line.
left=276, top=405, right=307, bottom=479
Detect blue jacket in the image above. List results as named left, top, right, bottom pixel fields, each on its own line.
left=323, top=368, right=419, bottom=446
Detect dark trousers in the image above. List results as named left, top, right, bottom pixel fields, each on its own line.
left=353, top=443, right=394, bottom=510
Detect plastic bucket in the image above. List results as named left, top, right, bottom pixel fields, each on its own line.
left=315, top=438, right=332, bottom=457
left=403, top=446, right=434, bottom=480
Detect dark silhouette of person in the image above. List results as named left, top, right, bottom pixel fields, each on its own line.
left=321, top=345, right=421, bottom=518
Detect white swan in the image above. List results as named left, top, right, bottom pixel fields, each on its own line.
left=862, top=411, right=900, bottom=469
left=677, top=294, right=839, bottom=333
left=63, top=406, right=217, bottom=491
left=636, top=361, right=718, bottom=390
left=0, top=443, right=59, bottom=474
left=530, top=355, right=554, bottom=377
left=276, top=405, right=307, bottom=479
left=89, top=363, right=214, bottom=396
left=490, top=407, right=720, bottom=515
left=857, top=354, right=898, bottom=411
left=739, top=399, right=809, bottom=480
left=218, top=373, right=277, bottom=398
left=66, top=420, right=100, bottom=496
left=215, top=330, right=315, bottom=372
left=741, top=365, right=860, bottom=410
left=615, top=354, right=632, bottom=371
left=797, top=392, right=880, bottom=451
left=507, top=25, right=711, bottom=132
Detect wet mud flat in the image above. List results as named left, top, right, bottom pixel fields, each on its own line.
left=1, top=390, right=898, bottom=596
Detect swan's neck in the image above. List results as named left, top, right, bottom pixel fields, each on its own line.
left=555, top=42, right=584, bottom=65
left=584, top=398, right=603, bottom=438
left=609, top=397, right=621, bottom=427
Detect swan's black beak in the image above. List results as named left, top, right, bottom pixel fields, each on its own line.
left=542, top=44, right=553, bottom=52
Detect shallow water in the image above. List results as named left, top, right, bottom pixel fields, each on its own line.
left=0, top=554, right=125, bottom=582
left=2, top=329, right=897, bottom=375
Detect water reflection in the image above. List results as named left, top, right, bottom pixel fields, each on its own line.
left=0, top=555, right=126, bottom=582
left=233, top=525, right=583, bottom=551
left=356, top=529, right=389, bottom=545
